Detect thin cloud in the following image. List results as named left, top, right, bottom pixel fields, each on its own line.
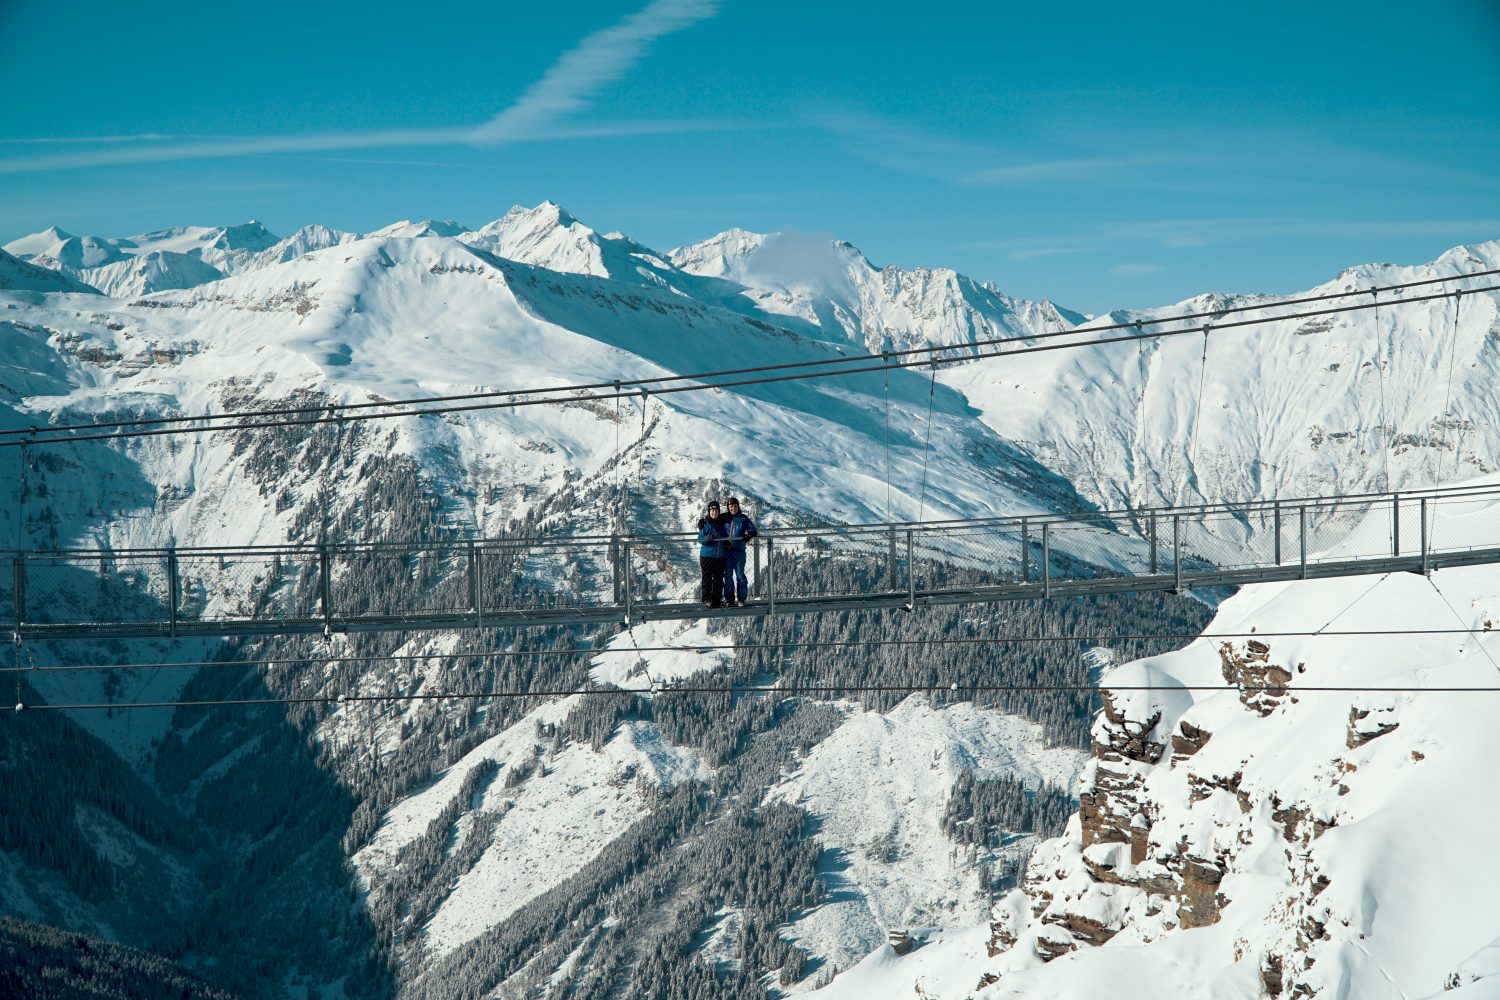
left=1110, top=263, right=1162, bottom=276
left=0, top=133, right=185, bottom=145
left=472, top=0, right=721, bottom=143
left=808, top=104, right=1203, bottom=187
left=1004, top=246, right=1094, bottom=262
left=0, top=0, right=722, bottom=175
left=960, top=155, right=1196, bottom=186
left=970, top=217, right=1500, bottom=255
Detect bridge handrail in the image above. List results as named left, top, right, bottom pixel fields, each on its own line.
left=6, top=482, right=1499, bottom=559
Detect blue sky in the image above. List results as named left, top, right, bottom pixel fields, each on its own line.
left=2, top=0, right=1498, bottom=312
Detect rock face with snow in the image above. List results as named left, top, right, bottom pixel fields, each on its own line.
left=971, top=556, right=1500, bottom=1000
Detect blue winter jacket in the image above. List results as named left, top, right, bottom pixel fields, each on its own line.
left=698, top=519, right=728, bottom=558
left=722, top=512, right=758, bottom=551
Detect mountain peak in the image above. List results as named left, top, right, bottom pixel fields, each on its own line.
left=365, top=219, right=468, bottom=240
left=3, top=225, right=77, bottom=260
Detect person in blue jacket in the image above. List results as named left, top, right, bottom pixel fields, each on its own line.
left=697, top=500, right=728, bottom=608
left=721, top=496, right=758, bottom=607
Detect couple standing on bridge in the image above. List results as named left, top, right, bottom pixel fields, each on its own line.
left=696, top=497, right=758, bottom=608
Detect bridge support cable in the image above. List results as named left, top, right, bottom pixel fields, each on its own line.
left=882, top=353, right=893, bottom=522
left=1188, top=324, right=1213, bottom=497
left=1441, top=291, right=1465, bottom=477
left=1370, top=289, right=1392, bottom=492
left=8, top=275, right=1500, bottom=454
left=915, top=360, right=939, bottom=524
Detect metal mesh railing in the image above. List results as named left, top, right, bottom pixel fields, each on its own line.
left=11, top=485, right=1500, bottom=635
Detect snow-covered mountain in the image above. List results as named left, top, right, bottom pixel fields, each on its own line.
left=670, top=228, right=1085, bottom=355
left=5, top=201, right=1080, bottom=357
left=2, top=205, right=1498, bottom=1000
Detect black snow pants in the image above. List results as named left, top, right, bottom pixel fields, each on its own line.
left=700, top=556, right=726, bottom=606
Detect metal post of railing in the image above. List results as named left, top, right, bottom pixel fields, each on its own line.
left=1042, top=523, right=1051, bottom=599
left=888, top=526, right=898, bottom=590
left=472, top=543, right=485, bottom=630
left=167, top=548, right=179, bottom=638
left=1299, top=507, right=1308, bottom=580
left=1148, top=514, right=1158, bottom=575
left=905, top=529, right=915, bottom=611
left=467, top=541, right=479, bottom=615
left=1392, top=493, right=1401, bottom=557
left=1172, top=515, right=1182, bottom=593
left=13, top=555, right=24, bottom=630
left=319, top=544, right=333, bottom=629
left=1021, top=518, right=1031, bottom=582
left=611, top=535, right=622, bottom=605
left=1273, top=501, right=1282, bottom=565
left=754, top=536, right=763, bottom=598
left=766, top=536, right=776, bottom=616
left=622, top=539, right=634, bottom=623
left=1420, top=497, right=1430, bottom=576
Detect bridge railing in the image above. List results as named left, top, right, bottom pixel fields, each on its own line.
left=8, top=485, right=1500, bottom=634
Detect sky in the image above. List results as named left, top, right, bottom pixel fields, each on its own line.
left=2, top=0, right=1498, bottom=313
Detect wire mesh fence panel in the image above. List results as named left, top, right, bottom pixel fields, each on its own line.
left=474, top=536, right=627, bottom=614
left=1429, top=494, right=1500, bottom=555
left=914, top=523, right=1024, bottom=591
left=761, top=528, right=891, bottom=602
left=627, top=535, right=700, bottom=608
left=1046, top=517, right=1136, bottom=582
left=0, top=559, right=13, bottom=623
left=1302, top=500, right=1389, bottom=563
left=22, top=553, right=171, bottom=624
left=1178, top=510, right=1274, bottom=572
left=178, top=552, right=319, bottom=622
left=331, top=545, right=473, bottom=617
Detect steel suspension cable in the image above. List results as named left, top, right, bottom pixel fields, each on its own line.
left=1370, top=289, right=1392, bottom=492
left=1442, top=291, right=1465, bottom=477
left=19, top=679, right=1500, bottom=714
left=8, top=277, right=1500, bottom=450
left=915, top=361, right=939, bottom=523
left=9, top=265, right=1497, bottom=442
left=8, top=626, right=1498, bottom=676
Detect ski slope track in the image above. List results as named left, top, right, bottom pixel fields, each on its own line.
left=1, top=203, right=1498, bottom=999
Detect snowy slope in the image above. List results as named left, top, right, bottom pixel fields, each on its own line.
left=768, top=698, right=1084, bottom=976
left=801, top=487, right=1500, bottom=999
left=0, top=248, right=100, bottom=294
left=947, top=243, right=1500, bottom=513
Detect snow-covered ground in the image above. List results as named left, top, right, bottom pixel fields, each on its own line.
left=770, top=698, right=1085, bottom=977
left=810, top=491, right=1500, bottom=998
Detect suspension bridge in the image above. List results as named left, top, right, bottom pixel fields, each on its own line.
left=6, top=269, right=1499, bottom=646
left=8, top=483, right=1500, bottom=642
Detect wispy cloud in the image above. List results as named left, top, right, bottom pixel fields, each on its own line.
left=806, top=103, right=1204, bottom=188
left=0, top=133, right=186, bottom=145
left=1110, top=263, right=1162, bottom=276
left=968, top=217, right=1500, bottom=257
left=959, top=155, right=1197, bottom=186
left=1005, top=246, right=1094, bottom=262
left=472, top=0, right=720, bottom=143
left=0, top=0, right=722, bottom=175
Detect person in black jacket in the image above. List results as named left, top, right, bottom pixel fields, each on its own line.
left=696, top=501, right=728, bottom=608
left=720, top=496, right=758, bottom=607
